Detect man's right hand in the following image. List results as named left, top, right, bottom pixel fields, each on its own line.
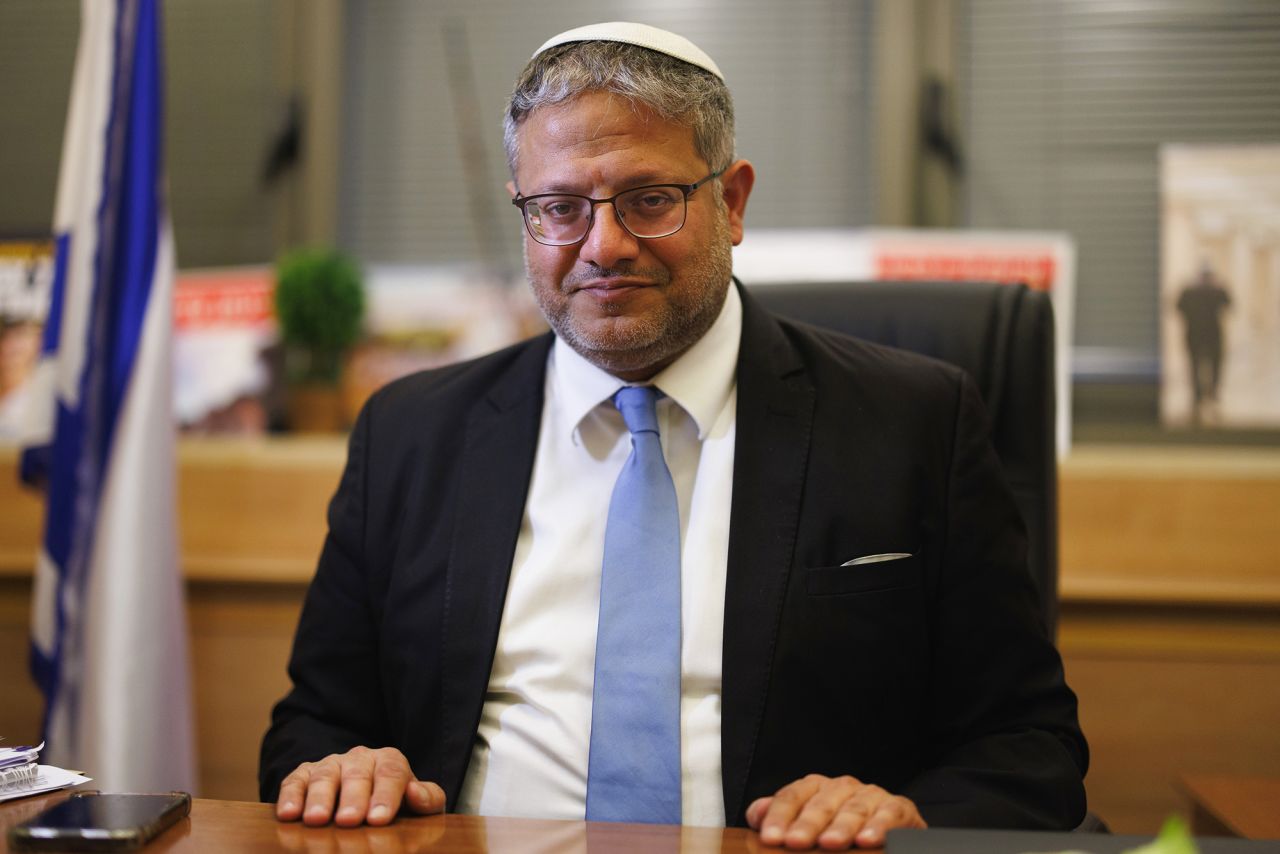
left=274, top=746, right=446, bottom=827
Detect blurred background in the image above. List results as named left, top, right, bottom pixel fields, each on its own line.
left=5, top=0, right=1280, bottom=435
left=1, top=0, right=1278, bottom=836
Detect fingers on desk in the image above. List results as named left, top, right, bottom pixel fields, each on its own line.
left=747, top=774, right=926, bottom=850
left=275, top=746, right=442, bottom=827
left=276, top=761, right=321, bottom=822
left=302, top=754, right=348, bottom=826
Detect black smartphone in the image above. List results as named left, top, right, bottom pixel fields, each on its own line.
left=7, top=791, right=191, bottom=851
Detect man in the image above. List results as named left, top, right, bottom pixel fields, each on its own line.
left=1175, top=264, right=1231, bottom=425
left=261, top=22, right=1087, bottom=850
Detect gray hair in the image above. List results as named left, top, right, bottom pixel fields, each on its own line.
left=503, top=40, right=735, bottom=180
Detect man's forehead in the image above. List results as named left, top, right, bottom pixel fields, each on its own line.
left=516, top=140, right=703, bottom=197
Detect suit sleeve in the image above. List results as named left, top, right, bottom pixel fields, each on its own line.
left=258, top=402, right=390, bottom=802
left=902, top=373, right=1088, bottom=828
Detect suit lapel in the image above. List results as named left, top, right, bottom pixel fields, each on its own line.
left=438, top=335, right=551, bottom=803
left=721, top=286, right=815, bottom=823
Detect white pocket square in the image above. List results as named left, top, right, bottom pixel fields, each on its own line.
left=840, top=552, right=913, bottom=567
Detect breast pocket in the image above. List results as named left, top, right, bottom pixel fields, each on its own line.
left=805, top=553, right=920, bottom=597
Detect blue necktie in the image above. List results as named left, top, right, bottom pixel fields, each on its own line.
left=586, top=386, right=682, bottom=824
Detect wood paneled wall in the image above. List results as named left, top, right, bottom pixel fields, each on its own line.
left=2, top=441, right=1278, bottom=832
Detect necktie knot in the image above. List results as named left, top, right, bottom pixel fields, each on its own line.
left=614, top=386, right=660, bottom=435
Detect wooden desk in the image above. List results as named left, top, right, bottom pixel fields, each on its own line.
left=1180, top=775, right=1280, bottom=840
left=0, top=793, right=879, bottom=853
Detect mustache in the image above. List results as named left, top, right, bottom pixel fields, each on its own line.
left=562, top=263, right=671, bottom=288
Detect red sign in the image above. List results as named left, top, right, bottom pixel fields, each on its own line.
left=174, top=268, right=274, bottom=330
left=873, top=251, right=1057, bottom=291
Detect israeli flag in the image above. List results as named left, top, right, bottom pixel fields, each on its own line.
left=19, top=0, right=196, bottom=792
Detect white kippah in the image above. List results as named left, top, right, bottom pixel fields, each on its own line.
left=532, top=21, right=724, bottom=81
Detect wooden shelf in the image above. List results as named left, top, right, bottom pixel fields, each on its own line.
left=3, top=440, right=1280, bottom=609
left=1060, top=444, right=1280, bottom=609
left=0, top=437, right=344, bottom=583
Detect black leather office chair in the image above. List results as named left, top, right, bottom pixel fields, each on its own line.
left=750, top=280, right=1060, bottom=637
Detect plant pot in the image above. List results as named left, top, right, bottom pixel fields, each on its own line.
left=286, top=383, right=345, bottom=433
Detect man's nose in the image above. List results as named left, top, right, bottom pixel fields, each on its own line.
left=577, top=202, right=640, bottom=269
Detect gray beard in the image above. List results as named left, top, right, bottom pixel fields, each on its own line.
left=527, top=220, right=734, bottom=379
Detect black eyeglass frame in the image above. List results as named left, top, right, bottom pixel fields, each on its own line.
left=511, top=168, right=726, bottom=246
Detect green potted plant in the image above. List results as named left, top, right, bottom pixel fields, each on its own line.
left=274, top=248, right=365, bottom=431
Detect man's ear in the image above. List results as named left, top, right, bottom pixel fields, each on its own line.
left=506, top=180, right=518, bottom=198
left=719, top=160, right=755, bottom=246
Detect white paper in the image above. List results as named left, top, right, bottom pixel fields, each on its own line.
left=0, top=765, right=93, bottom=803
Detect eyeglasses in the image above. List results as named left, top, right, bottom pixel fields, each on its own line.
left=511, top=169, right=724, bottom=246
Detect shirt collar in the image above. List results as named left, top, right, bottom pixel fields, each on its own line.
left=549, top=282, right=742, bottom=441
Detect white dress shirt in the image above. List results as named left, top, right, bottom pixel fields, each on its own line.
left=455, top=285, right=741, bottom=826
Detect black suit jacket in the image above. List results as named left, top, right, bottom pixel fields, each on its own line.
left=260, top=286, right=1088, bottom=828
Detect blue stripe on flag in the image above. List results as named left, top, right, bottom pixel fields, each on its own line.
left=103, top=0, right=162, bottom=431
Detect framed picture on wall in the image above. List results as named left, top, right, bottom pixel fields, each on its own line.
left=1160, top=145, right=1280, bottom=429
left=0, top=237, right=54, bottom=442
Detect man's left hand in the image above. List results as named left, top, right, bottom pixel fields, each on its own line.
left=745, top=774, right=926, bottom=850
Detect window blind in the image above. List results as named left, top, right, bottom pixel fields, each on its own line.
left=338, top=0, right=875, bottom=266
left=961, top=0, right=1280, bottom=376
